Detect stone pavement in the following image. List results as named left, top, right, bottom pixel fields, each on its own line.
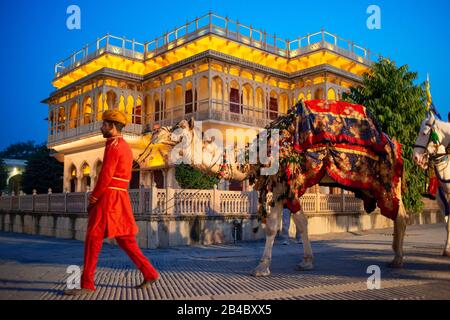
left=0, top=223, right=449, bottom=300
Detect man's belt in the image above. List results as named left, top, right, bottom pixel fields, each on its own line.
left=108, top=177, right=130, bottom=191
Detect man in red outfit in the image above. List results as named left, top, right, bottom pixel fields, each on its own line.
left=65, top=110, right=159, bottom=296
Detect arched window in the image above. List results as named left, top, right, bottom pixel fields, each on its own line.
left=143, top=95, right=151, bottom=126
left=255, top=87, right=265, bottom=118
left=198, top=76, right=209, bottom=102
left=279, top=93, right=289, bottom=114
left=96, top=93, right=105, bottom=121
left=118, top=95, right=125, bottom=113
left=174, top=84, right=183, bottom=108
left=49, top=110, right=55, bottom=135
left=106, top=90, right=117, bottom=110
left=314, top=88, right=324, bottom=100
left=298, top=92, right=305, bottom=102
left=211, top=77, right=223, bottom=112
left=242, top=83, right=253, bottom=111
left=70, top=165, right=77, bottom=193
left=124, top=95, right=134, bottom=124
left=57, top=107, right=66, bottom=132
left=133, top=96, right=142, bottom=125
left=81, top=163, right=91, bottom=192
left=82, top=96, right=92, bottom=125
left=230, top=80, right=240, bottom=114
left=69, top=102, right=79, bottom=129
left=268, top=91, right=278, bottom=120
left=154, top=94, right=161, bottom=122
left=173, top=84, right=183, bottom=119
left=185, top=81, right=194, bottom=114
left=164, top=88, right=172, bottom=119
left=327, top=88, right=336, bottom=101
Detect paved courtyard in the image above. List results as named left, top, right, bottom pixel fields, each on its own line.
left=0, top=223, right=449, bottom=300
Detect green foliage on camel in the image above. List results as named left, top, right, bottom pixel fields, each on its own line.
left=343, top=58, right=427, bottom=212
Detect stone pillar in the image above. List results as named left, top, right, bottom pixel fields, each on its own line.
left=315, top=185, right=320, bottom=212
left=141, top=170, right=152, bottom=187
left=90, top=174, right=96, bottom=191
left=76, top=174, right=83, bottom=193
left=211, top=185, right=220, bottom=214
left=64, top=164, right=71, bottom=192
left=166, top=167, right=179, bottom=188
left=165, top=182, right=174, bottom=216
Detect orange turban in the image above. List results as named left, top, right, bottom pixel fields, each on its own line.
left=102, top=110, right=127, bottom=126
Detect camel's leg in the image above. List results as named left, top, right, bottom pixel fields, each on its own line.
left=292, top=211, right=314, bottom=270
left=252, top=202, right=282, bottom=277
left=443, top=215, right=450, bottom=257
left=389, top=180, right=407, bottom=268
left=435, top=193, right=450, bottom=256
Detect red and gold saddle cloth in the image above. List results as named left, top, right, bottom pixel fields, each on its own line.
left=280, top=100, right=403, bottom=221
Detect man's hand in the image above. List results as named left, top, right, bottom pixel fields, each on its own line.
left=87, top=195, right=98, bottom=212
left=89, top=195, right=98, bottom=205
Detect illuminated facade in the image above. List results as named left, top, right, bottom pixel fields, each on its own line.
left=42, top=12, right=372, bottom=192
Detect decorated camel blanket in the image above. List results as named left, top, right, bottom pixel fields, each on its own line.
left=263, top=100, right=403, bottom=221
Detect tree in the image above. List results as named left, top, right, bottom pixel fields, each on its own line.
left=175, top=164, right=219, bottom=189
left=343, top=58, right=427, bottom=212
left=22, top=144, right=64, bottom=194
left=0, top=141, right=38, bottom=160
left=0, top=159, right=7, bottom=192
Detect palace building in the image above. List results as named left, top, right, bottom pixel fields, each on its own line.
left=42, top=12, right=373, bottom=193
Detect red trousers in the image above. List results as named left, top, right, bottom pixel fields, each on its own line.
left=81, top=235, right=159, bottom=290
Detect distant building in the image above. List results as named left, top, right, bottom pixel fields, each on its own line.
left=2, top=159, right=27, bottom=195
left=42, top=12, right=372, bottom=193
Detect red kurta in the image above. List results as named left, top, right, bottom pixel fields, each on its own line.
left=87, top=135, right=138, bottom=238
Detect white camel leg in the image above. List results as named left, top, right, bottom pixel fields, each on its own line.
left=443, top=215, right=450, bottom=257
left=389, top=180, right=407, bottom=268
left=252, top=203, right=281, bottom=277
left=434, top=193, right=450, bottom=256
left=292, top=211, right=314, bottom=270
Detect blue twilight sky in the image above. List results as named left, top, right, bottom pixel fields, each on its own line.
left=0, top=0, right=449, bottom=150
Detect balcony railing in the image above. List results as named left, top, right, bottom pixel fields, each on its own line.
left=48, top=100, right=283, bottom=144
left=54, top=12, right=373, bottom=78
left=144, top=99, right=283, bottom=130
left=0, top=187, right=364, bottom=216
left=48, top=120, right=142, bottom=145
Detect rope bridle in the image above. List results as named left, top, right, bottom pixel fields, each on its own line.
left=413, top=116, right=449, bottom=165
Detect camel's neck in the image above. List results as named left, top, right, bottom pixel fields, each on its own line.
left=433, top=121, right=450, bottom=192
left=195, top=162, right=250, bottom=182
left=171, top=128, right=255, bottom=182
left=434, top=159, right=450, bottom=193
left=190, top=137, right=252, bottom=181
left=436, top=120, right=450, bottom=147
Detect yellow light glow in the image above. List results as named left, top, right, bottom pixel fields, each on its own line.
left=82, top=165, right=90, bottom=176
left=52, top=34, right=371, bottom=90
left=142, top=144, right=172, bottom=169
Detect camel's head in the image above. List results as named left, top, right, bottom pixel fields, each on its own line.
left=150, top=118, right=223, bottom=170
left=150, top=118, right=197, bottom=145
left=413, top=111, right=440, bottom=170
left=150, top=126, right=176, bottom=146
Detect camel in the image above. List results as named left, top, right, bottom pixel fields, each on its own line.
left=413, top=111, right=450, bottom=256
left=148, top=100, right=408, bottom=276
